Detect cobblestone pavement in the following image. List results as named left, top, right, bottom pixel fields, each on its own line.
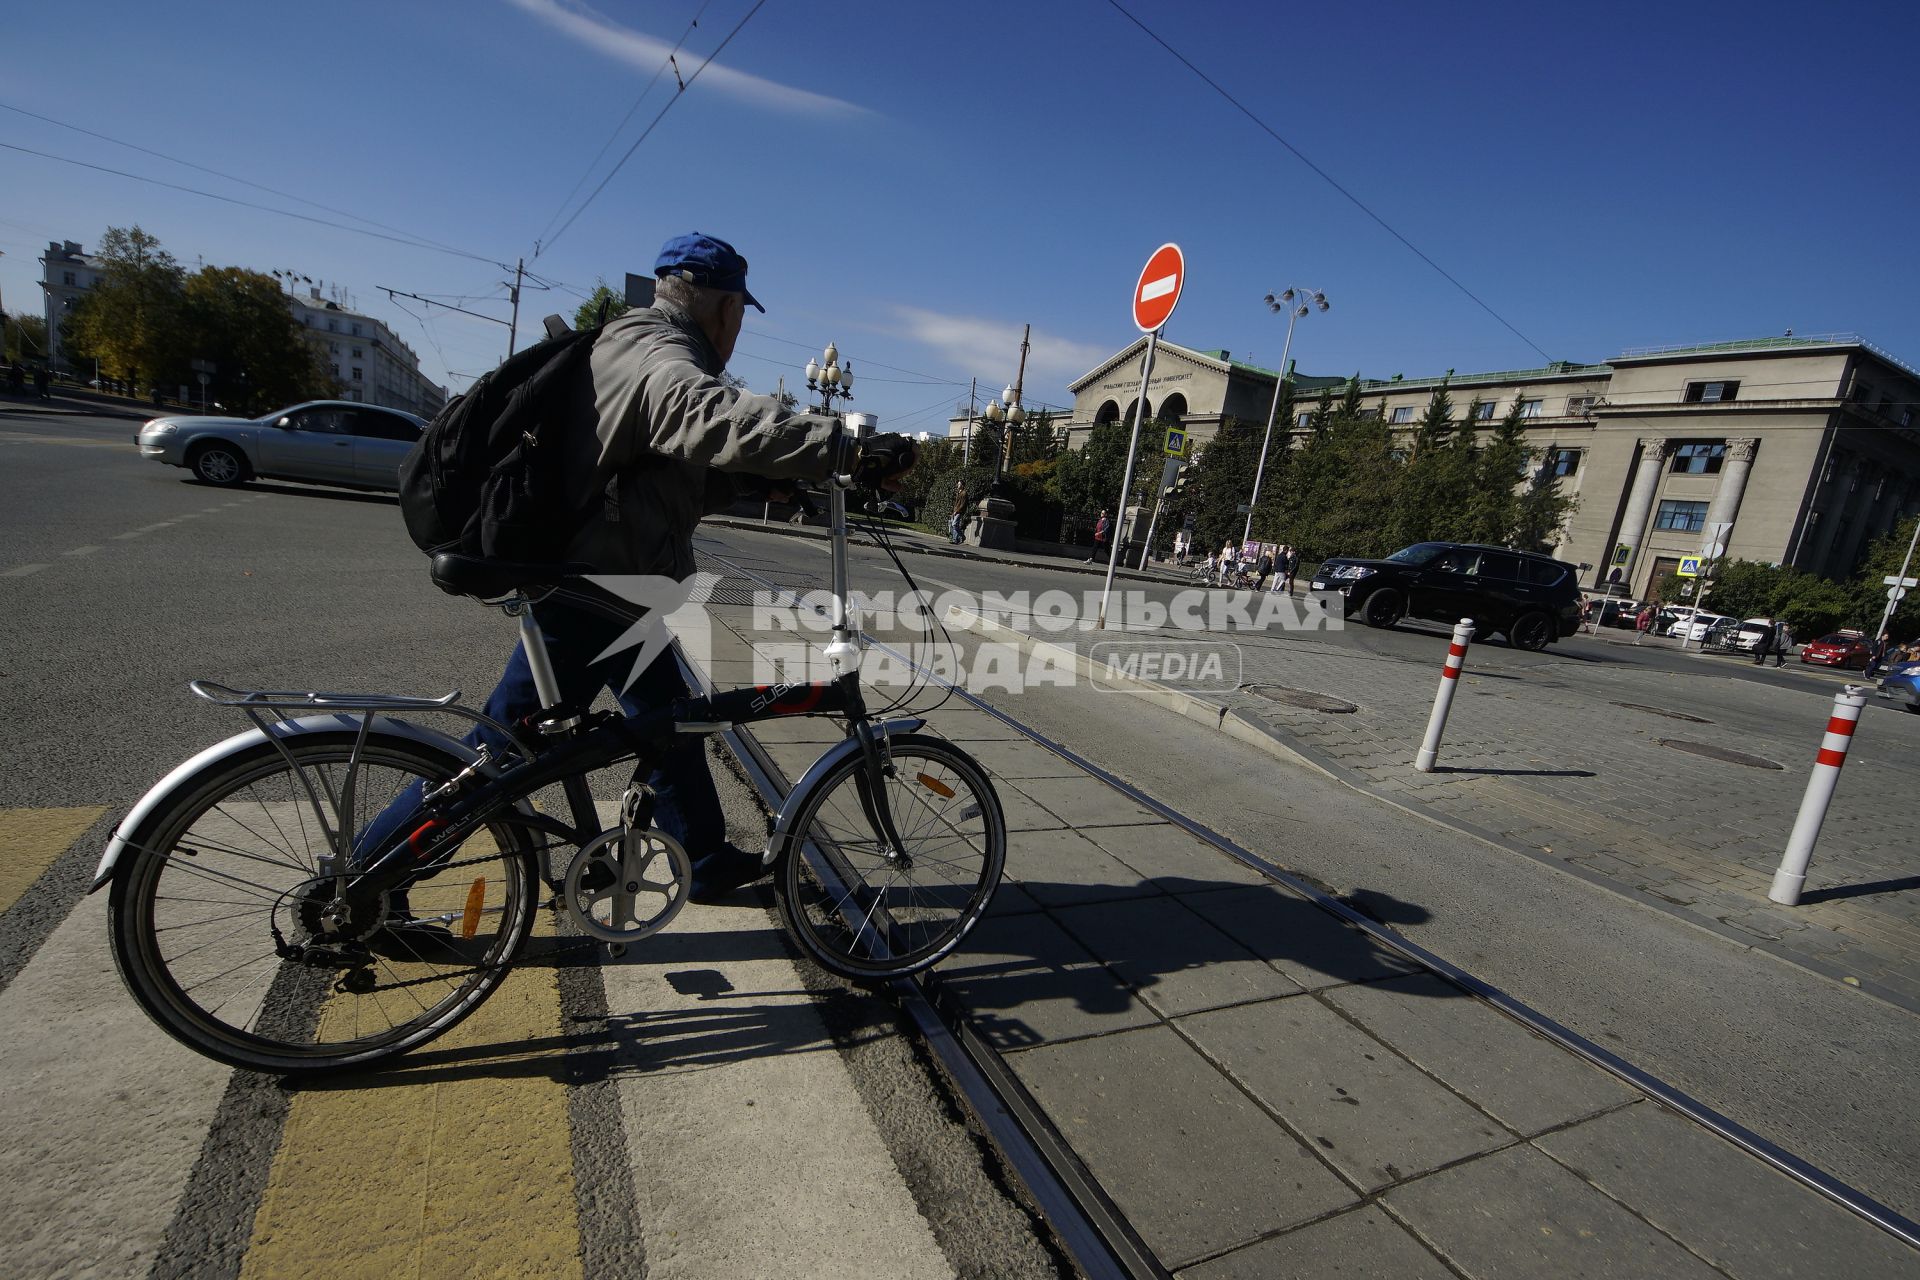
left=1127, top=615, right=1920, bottom=1011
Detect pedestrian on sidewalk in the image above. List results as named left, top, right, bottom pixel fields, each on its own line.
left=1281, top=544, right=1298, bottom=594
left=1086, top=509, right=1111, bottom=563
left=1752, top=615, right=1778, bottom=666
left=1634, top=604, right=1654, bottom=644
left=1770, top=618, right=1792, bottom=666
left=947, top=479, right=968, bottom=544
left=33, top=366, right=50, bottom=399
left=1254, top=549, right=1273, bottom=591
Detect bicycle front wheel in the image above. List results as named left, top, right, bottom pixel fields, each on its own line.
left=108, top=731, right=541, bottom=1074
left=773, top=733, right=1005, bottom=982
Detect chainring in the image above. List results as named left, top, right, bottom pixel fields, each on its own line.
left=563, top=826, right=692, bottom=943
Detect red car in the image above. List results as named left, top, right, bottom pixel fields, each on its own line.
left=1800, top=632, right=1871, bottom=669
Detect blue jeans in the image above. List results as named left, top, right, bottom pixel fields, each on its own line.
left=357, top=598, right=732, bottom=892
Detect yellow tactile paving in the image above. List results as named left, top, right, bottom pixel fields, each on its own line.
left=239, top=908, right=583, bottom=1280
left=0, top=807, right=105, bottom=914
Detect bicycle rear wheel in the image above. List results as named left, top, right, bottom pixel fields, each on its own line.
left=773, top=733, right=1005, bottom=981
left=108, top=731, right=541, bottom=1074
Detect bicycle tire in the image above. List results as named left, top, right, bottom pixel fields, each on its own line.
left=772, top=733, right=1005, bottom=982
left=108, top=730, right=541, bottom=1074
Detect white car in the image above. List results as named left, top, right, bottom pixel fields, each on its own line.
left=1667, top=611, right=1732, bottom=641
left=135, top=400, right=426, bottom=490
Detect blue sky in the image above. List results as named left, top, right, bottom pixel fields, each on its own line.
left=4, top=0, right=1916, bottom=434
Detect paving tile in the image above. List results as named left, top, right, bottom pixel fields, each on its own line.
left=994, top=783, right=1073, bottom=834
left=1004, top=826, right=1160, bottom=908
left=1007, top=774, right=1162, bottom=829
left=1079, top=822, right=1273, bottom=892
left=1178, top=1206, right=1453, bottom=1280
left=1183, top=885, right=1422, bottom=991
left=1011, top=1025, right=1357, bottom=1267
left=937, top=912, right=1156, bottom=1048
left=965, top=738, right=1090, bottom=779
left=1322, top=973, right=1637, bottom=1135
left=1385, top=1143, right=1724, bottom=1279
left=1538, top=1102, right=1920, bottom=1280
left=1051, top=897, right=1303, bottom=1017
left=1180, top=997, right=1507, bottom=1191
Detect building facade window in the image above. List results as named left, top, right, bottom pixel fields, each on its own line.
left=1670, top=442, right=1726, bottom=474
left=1548, top=448, right=1581, bottom=477
left=1654, top=499, right=1709, bottom=532
left=1683, top=380, right=1740, bottom=403
left=1567, top=395, right=1596, bottom=415
left=1518, top=399, right=1543, bottom=418
left=1390, top=406, right=1414, bottom=423
left=351, top=322, right=361, bottom=336
left=330, top=364, right=339, bottom=377
left=62, top=271, right=76, bottom=286
left=351, top=367, right=363, bottom=382
left=1357, top=408, right=1380, bottom=419
left=1475, top=402, right=1496, bottom=420
left=327, top=319, right=338, bottom=331
left=351, top=347, right=363, bottom=359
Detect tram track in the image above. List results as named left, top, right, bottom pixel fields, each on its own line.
left=693, top=537, right=1920, bottom=1272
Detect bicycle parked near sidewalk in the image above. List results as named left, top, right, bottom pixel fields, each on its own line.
left=93, top=467, right=1006, bottom=1074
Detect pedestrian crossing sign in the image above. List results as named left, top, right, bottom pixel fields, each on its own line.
left=1677, top=556, right=1702, bottom=577
left=1163, top=427, right=1186, bottom=457
left=1611, top=542, right=1632, bottom=567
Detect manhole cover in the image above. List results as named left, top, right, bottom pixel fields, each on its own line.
left=1614, top=701, right=1714, bottom=725
left=1658, top=739, right=1782, bottom=770
left=1246, top=685, right=1358, bottom=713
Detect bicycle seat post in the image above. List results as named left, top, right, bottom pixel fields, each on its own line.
left=517, top=605, right=566, bottom=713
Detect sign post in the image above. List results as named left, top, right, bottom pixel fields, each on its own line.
left=1099, top=243, right=1185, bottom=629
left=1872, top=517, right=1920, bottom=645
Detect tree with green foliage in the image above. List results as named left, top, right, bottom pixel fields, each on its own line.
left=571, top=279, right=631, bottom=331
left=1848, top=514, right=1920, bottom=639
left=63, top=226, right=185, bottom=388
left=1182, top=417, right=1266, bottom=551
left=181, top=267, right=333, bottom=413
left=1391, top=380, right=1476, bottom=545
left=3, top=313, right=48, bottom=366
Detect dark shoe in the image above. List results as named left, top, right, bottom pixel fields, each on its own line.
left=689, top=855, right=770, bottom=904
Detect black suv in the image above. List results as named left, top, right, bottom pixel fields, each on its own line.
left=1310, top=541, right=1583, bottom=650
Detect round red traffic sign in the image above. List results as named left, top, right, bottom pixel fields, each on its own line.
left=1132, top=242, right=1184, bottom=332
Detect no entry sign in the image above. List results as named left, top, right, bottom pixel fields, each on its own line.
left=1133, top=243, right=1185, bottom=332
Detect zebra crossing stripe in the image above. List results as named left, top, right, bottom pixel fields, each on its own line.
left=0, top=807, right=106, bottom=914
left=238, top=910, right=585, bottom=1279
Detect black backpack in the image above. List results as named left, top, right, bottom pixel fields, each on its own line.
left=399, top=313, right=600, bottom=563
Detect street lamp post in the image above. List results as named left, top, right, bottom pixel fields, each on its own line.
left=803, top=341, right=854, bottom=417
left=1244, top=287, right=1329, bottom=548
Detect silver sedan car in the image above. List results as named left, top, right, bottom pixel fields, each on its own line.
left=135, top=400, right=427, bottom=490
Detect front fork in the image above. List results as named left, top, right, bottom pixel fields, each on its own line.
left=836, top=671, right=911, bottom=867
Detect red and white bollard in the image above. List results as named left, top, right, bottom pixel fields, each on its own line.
left=1414, top=618, right=1475, bottom=773
left=1768, top=686, right=1869, bottom=906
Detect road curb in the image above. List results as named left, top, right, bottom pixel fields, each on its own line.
left=707, top=515, right=1188, bottom=585
left=942, top=606, right=1920, bottom=1019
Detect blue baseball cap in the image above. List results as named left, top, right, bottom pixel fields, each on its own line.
left=653, top=232, right=764, bottom=312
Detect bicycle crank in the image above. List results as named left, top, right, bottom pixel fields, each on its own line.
left=563, top=823, right=692, bottom=945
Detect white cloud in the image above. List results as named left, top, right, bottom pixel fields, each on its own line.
left=505, top=0, right=868, bottom=118
left=890, top=305, right=1112, bottom=397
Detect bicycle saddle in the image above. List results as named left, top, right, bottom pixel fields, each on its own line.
left=429, top=552, right=591, bottom=599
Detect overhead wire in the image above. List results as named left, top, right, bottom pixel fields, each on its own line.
left=0, top=103, right=499, bottom=266
left=532, top=0, right=716, bottom=251
left=1103, top=0, right=1553, bottom=363
left=538, top=0, right=772, bottom=256
left=0, top=141, right=509, bottom=268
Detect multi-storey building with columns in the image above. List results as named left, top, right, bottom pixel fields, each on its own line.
left=1032, top=333, right=1920, bottom=596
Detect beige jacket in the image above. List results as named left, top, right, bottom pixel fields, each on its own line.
left=563, top=301, right=841, bottom=578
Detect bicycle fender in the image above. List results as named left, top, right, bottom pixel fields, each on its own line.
left=762, top=718, right=926, bottom=867
left=90, top=714, right=505, bottom=893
